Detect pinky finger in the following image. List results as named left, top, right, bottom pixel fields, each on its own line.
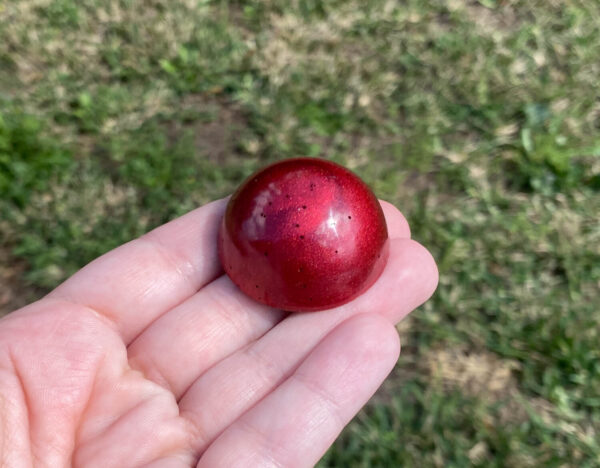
left=196, top=313, right=400, bottom=468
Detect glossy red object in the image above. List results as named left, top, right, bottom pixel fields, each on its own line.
left=218, top=158, right=389, bottom=312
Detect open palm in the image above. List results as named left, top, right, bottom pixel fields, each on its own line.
left=0, top=198, right=437, bottom=467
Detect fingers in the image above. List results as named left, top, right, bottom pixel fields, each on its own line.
left=178, top=238, right=437, bottom=454
left=127, top=276, right=285, bottom=399
left=48, top=198, right=228, bottom=344
left=46, top=197, right=408, bottom=346
left=127, top=201, right=411, bottom=399
left=379, top=200, right=411, bottom=239
left=196, top=313, right=400, bottom=468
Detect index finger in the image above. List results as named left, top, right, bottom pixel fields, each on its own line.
left=49, top=198, right=228, bottom=343
left=48, top=198, right=409, bottom=345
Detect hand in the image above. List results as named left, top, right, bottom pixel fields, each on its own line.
left=0, top=198, right=437, bottom=467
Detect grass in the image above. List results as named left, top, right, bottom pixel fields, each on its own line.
left=1, top=0, right=599, bottom=465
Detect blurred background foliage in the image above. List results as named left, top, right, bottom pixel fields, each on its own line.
left=1, top=0, right=599, bottom=466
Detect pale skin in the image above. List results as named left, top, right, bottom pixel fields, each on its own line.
left=0, top=198, right=438, bottom=467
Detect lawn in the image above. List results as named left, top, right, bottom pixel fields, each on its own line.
left=1, top=0, right=599, bottom=466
